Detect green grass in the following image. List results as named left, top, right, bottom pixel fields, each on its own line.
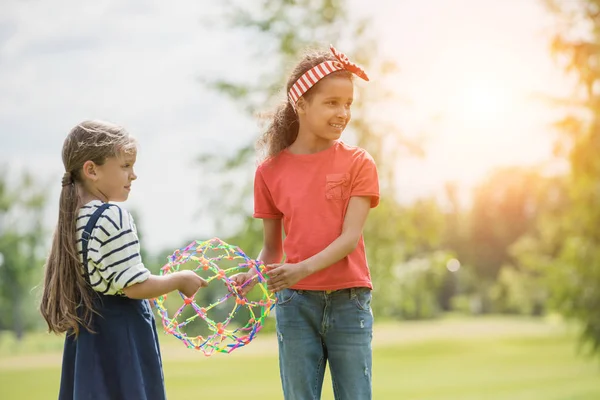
left=1, top=316, right=599, bottom=399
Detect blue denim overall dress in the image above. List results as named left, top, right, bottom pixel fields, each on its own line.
left=58, top=203, right=166, bottom=400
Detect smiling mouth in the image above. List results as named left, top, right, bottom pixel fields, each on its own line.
left=330, top=123, right=345, bottom=129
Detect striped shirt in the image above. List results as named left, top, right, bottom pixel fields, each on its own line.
left=76, top=200, right=150, bottom=295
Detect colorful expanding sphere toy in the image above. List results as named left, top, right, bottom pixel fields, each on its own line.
left=152, top=238, right=275, bottom=356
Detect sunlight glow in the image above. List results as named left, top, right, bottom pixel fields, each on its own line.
left=451, top=78, right=510, bottom=125
left=379, top=23, right=560, bottom=193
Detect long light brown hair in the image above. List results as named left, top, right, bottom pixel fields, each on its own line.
left=40, top=120, right=136, bottom=336
left=257, top=49, right=353, bottom=159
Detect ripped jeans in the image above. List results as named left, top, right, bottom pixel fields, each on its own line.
left=275, top=287, right=373, bottom=400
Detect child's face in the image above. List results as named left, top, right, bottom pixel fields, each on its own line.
left=93, top=151, right=137, bottom=202
left=300, top=75, right=354, bottom=141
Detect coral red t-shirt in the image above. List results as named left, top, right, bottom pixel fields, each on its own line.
left=253, top=140, right=379, bottom=290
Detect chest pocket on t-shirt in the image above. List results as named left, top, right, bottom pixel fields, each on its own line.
left=325, top=173, right=351, bottom=200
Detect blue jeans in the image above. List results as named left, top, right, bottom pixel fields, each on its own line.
left=275, top=287, right=373, bottom=400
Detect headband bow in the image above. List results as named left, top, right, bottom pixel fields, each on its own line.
left=288, top=45, right=369, bottom=111
left=329, top=45, right=369, bottom=81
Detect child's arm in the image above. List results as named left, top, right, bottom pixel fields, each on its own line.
left=302, top=196, right=371, bottom=272
left=267, top=196, right=371, bottom=292
left=245, top=218, right=284, bottom=279
left=231, top=219, right=283, bottom=295
left=123, top=271, right=207, bottom=299
left=258, top=218, right=284, bottom=265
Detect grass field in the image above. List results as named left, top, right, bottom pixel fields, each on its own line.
left=1, top=316, right=599, bottom=399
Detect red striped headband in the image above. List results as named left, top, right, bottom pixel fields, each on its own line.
left=288, top=45, right=369, bottom=111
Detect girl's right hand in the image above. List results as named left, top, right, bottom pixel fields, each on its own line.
left=176, top=270, right=208, bottom=298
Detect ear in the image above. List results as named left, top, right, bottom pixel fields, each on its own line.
left=82, top=160, right=99, bottom=181
left=296, top=97, right=308, bottom=115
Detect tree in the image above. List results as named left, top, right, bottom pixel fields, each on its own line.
left=543, top=0, right=600, bottom=356
left=0, top=169, right=48, bottom=339
left=491, top=174, right=567, bottom=316
left=439, top=166, right=558, bottom=315
left=467, top=166, right=544, bottom=281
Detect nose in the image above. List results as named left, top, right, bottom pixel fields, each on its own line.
left=338, top=106, right=350, bottom=120
left=131, top=169, right=137, bottom=181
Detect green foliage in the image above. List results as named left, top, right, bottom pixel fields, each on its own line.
left=441, top=166, right=555, bottom=315
left=541, top=0, right=600, bottom=356
left=387, top=251, right=453, bottom=319
left=501, top=176, right=568, bottom=317
left=0, top=168, right=49, bottom=338
left=490, top=265, right=546, bottom=316
left=465, top=167, right=544, bottom=281
left=365, top=197, right=455, bottom=318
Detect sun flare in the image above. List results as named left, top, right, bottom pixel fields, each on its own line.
left=450, top=78, right=511, bottom=125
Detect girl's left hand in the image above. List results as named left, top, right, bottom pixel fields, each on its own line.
left=266, top=263, right=309, bottom=292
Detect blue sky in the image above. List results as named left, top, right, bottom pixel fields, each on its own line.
left=0, top=0, right=570, bottom=252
